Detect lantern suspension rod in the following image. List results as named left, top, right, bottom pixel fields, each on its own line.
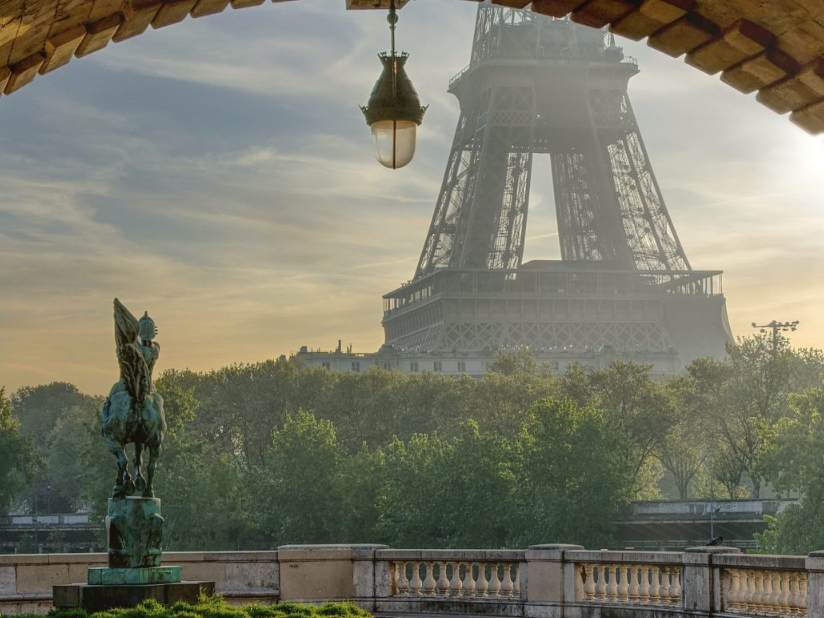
left=389, top=0, right=397, bottom=97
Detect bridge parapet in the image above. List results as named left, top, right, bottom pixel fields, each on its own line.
left=0, top=544, right=822, bottom=617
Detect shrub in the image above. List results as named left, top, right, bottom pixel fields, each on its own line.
left=12, top=597, right=372, bottom=618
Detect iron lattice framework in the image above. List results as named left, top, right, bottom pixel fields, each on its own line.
left=415, top=4, right=691, bottom=279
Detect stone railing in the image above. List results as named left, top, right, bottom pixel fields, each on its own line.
left=3, top=544, right=824, bottom=617
left=380, top=550, right=523, bottom=598
left=567, top=549, right=683, bottom=607
left=715, top=554, right=808, bottom=617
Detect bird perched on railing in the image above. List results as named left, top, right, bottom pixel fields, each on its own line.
left=707, top=536, right=724, bottom=546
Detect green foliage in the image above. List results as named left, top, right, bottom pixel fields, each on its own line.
left=9, top=382, right=102, bottom=513
left=376, top=421, right=516, bottom=547
left=0, top=387, right=38, bottom=512
left=256, top=410, right=347, bottom=544
left=558, top=362, right=672, bottom=499
left=10, top=336, right=824, bottom=553
left=15, top=596, right=371, bottom=618
left=756, top=383, right=824, bottom=554
left=509, top=398, right=633, bottom=547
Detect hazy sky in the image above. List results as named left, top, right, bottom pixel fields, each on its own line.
left=1, top=0, right=822, bottom=395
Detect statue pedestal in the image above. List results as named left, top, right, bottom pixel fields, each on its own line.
left=108, top=496, right=164, bottom=568
left=53, top=581, right=215, bottom=612
left=53, top=496, right=215, bottom=611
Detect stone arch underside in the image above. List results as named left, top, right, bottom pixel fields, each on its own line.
left=0, top=0, right=823, bottom=135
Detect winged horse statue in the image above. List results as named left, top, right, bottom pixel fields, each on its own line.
left=102, top=298, right=167, bottom=498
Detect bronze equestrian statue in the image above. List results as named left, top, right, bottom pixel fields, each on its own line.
left=102, top=298, right=167, bottom=499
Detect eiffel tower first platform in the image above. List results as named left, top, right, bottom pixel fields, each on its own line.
left=298, top=3, right=732, bottom=377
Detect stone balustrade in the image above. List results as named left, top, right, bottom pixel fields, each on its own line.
left=381, top=550, right=523, bottom=599
left=3, top=544, right=824, bottom=617
left=567, top=550, right=683, bottom=607
left=715, top=554, right=809, bottom=617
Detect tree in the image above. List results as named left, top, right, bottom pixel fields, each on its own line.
left=558, top=362, right=672, bottom=499
left=685, top=335, right=817, bottom=498
left=510, top=398, right=634, bottom=548
left=0, top=387, right=38, bottom=511
left=10, top=382, right=102, bottom=512
left=47, top=404, right=99, bottom=510
left=489, top=350, right=539, bottom=376
left=656, top=377, right=707, bottom=499
left=256, top=411, right=347, bottom=545
left=10, top=382, right=94, bottom=436
left=755, top=382, right=824, bottom=554
left=376, top=422, right=514, bottom=548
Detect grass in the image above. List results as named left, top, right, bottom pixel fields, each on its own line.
left=9, top=597, right=372, bottom=618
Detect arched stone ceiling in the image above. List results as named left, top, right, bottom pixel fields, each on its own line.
left=0, top=0, right=822, bottom=134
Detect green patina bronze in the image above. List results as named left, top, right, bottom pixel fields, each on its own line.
left=100, top=299, right=174, bottom=576
left=103, top=299, right=167, bottom=501
left=88, top=566, right=182, bottom=585
left=106, top=497, right=165, bottom=569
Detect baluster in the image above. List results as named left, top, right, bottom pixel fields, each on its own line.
left=574, top=565, right=585, bottom=601
left=607, top=565, right=619, bottom=602
left=410, top=561, right=423, bottom=597
left=423, top=561, right=437, bottom=596
left=618, top=566, right=630, bottom=602
left=584, top=564, right=596, bottom=601
left=744, top=570, right=757, bottom=610
left=671, top=567, right=682, bottom=603
left=462, top=563, right=476, bottom=598
left=450, top=562, right=463, bottom=597
left=395, top=561, right=409, bottom=597
left=476, top=563, right=489, bottom=598
left=501, top=563, right=514, bottom=598
left=727, top=569, right=740, bottom=610
left=658, top=566, right=669, bottom=604
left=778, top=571, right=792, bottom=614
left=762, top=570, right=773, bottom=612
left=787, top=572, right=798, bottom=614
left=596, top=565, right=607, bottom=601
left=797, top=574, right=807, bottom=615
left=649, top=565, right=661, bottom=604
left=514, top=563, right=521, bottom=598
left=436, top=562, right=450, bottom=596
left=754, top=570, right=766, bottom=611
left=769, top=572, right=782, bottom=612
left=488, top=563, right=502, bottom=598
left=639, top=565, right=651, bottom=604
left=628, top=566, right=640, bottom=603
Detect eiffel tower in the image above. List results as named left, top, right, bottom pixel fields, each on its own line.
left=378, top=3, right=733, bottom=374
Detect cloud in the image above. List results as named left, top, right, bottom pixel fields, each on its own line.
left=0, top=1, right=822, bottom=394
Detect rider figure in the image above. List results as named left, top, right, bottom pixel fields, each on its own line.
left=137, top=311, right=160, bottom=383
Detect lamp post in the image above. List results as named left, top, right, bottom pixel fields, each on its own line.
left=33, top=489, right=38, bottom=553
left=361, top=0, right=426, bottom=169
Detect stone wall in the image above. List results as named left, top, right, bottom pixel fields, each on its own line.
left=0, top=551, right=279, bottom=614
left=1, top=544, right=822, bottom=618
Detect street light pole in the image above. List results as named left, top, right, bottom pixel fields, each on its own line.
left=33, top=490, right=38, bottom=554
left=751, top=320, right=799, bottom=351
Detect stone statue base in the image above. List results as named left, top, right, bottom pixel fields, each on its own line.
left=51, top=494, right=215, bottom=612
left=88, top=566, right=182, bottom=585
left=108, top=496, right=163, bottom=568
left=53, top=581, right=214, bottom=612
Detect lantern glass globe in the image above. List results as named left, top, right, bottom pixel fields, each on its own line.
left=371, top=119, right=417, bottom=169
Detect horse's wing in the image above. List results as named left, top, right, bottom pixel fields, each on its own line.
left=117, top=342, right=150, bottom=405
left=113, top=298, right=140, bottom=349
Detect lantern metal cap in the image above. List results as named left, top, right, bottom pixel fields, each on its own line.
left=361, top=52, right=427, bottom=126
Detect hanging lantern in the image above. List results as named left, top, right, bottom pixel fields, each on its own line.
left=361, top=3, right=426, bottom=169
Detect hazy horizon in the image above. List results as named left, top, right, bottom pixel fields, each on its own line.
left=1, top=0, right=823, bottom=396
